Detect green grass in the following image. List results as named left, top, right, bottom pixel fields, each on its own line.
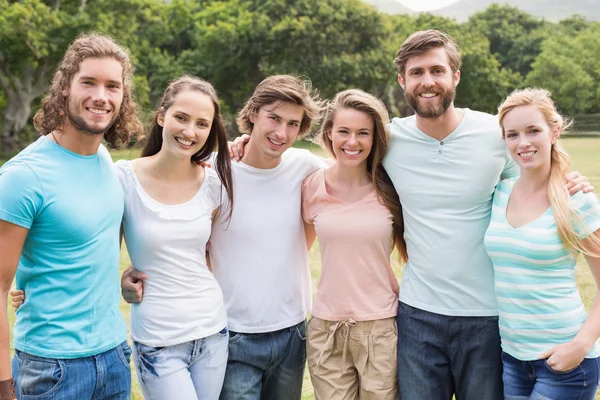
left=3, top=138, right=600, bottom=400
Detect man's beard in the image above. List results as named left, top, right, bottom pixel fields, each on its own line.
left=66, top=99, right=117, bottom=135
left=405, top=84, right=456, bottom=119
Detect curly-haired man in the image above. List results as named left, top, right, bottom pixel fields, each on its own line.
left=0, top=33, right=143, bottom=400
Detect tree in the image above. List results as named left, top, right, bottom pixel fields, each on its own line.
left=0, top=0, right=64, bottom=152
left=526, top=34, right=595, bottom=115
left=467, top=4, right=546, bottom=78
left=177, top=0, right=399, bottom=129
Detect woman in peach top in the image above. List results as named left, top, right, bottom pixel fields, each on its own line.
left=302, top=89, right=407, bottom=400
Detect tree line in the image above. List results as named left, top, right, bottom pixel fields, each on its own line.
left=1, top=0, right=599, bottom=152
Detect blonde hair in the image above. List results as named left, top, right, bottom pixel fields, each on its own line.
left=498, top=88, right=600, bottom=256
left=236, top=75, right=325, bottom=139
left=316, top=89, right=407, bottom=263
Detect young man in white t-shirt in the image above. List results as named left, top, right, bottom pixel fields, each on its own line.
left=122, top=75, right=326, bottom=400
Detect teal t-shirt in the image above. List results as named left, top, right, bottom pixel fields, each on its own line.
left=382, top=109, right=519, bottom=316
left=0, top=136, right=126, bottom=358
left=485, top=178, right=600, bottom=360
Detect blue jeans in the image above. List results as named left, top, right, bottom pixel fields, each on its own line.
left=133, top=328, right=229, bottom=400
left=503, top=352, right=600, bottom=400
left=397, top=302, right=503, bottom=400
left=219, top=320, right=307, bottom=400
left=12, top=341, right=131, bottom=400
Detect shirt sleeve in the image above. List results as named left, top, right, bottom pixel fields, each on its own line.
left=501, top=152, right=520, bottom=180
left=205, top=168, right=226, bottom=212
left=301, top=172, right=319, bottom=224
left=308, top=152, right=329, bottom=174
left=0, top=162, right=44, bottom=229
left=112, top=159, right=130, bottom=194
left=571, top=192, right=600, bottom=239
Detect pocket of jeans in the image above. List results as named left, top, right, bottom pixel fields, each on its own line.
left=19, top=357, right=65, bottom=398
left=134, top=341, right=166, bottom=357
left=228, top=331, right=243, bottom=343
left=398, top=302, right=419, bottom=316
left=116, top=342, right=132, bottom=371
left=544, top=359, right=580, bottom=374
left=295, top=321, right=307, bottom=342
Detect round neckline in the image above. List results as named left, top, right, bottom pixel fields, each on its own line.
left=127, top=160, right=208, bottom=208
left=43, top=135, right=100, bottom=159
left=321, top=168, right=375, bottom=205
left=411, top=108, right=469, bottom=144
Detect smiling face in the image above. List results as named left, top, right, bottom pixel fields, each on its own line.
left=502, top=104, right=558, bottom=172
left=63, top=57, right=124, bottom=135
left=247, top=101, right=305, bottom=161
left=158, top=90, right=215, bottom=158
left=328, top=108, right=374, bottom=170
left=399, top=47, right=460, bottom=119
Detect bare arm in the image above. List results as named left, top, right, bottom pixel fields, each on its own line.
left=206, top=208, right=222, bottom=273
left=541, top=230, right=600, bottom=371
left=0, top=220, right=27, bottom=381
left=304, top=221, right=317, bottom=251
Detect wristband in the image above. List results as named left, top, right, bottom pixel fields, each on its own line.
left=0, top=378, right=15, bottom=400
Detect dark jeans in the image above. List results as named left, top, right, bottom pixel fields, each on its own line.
left=219, top=320, right=307, bottom=400
left=12, top=341, right=131, bottom=400
left=503, top=352, right=600, bottom=400
left=397, top=302, right=503, bottom=400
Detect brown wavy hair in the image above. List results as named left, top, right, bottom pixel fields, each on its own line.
left=236, top=75, right=326, bottom=139
left=33, top=32, right=143, bottom=149
left=139, top=75, right=234, bottom=219
left=394, top=29, right=462, bottom=78
left=498, top=88, right=600, bottom=257
left=317, top=89, right=407, bottom=263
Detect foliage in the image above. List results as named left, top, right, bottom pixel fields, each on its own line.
left=1, top=0, right=599, bottom=148
left=526, top=23, right=600, bottom=115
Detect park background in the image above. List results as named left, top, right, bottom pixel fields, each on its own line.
left=1, top=0, right=600, bottom=398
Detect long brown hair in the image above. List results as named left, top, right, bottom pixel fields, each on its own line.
left=318, top=89, right=407, bottom=263
left=139, top=75, right=234, bottom=218
left=33, top=32, right=143, bottom=148
left=499, top=88, right=600, bottom=256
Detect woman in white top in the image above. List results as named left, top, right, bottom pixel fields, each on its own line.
left=115, top=75, right=234, bottom=399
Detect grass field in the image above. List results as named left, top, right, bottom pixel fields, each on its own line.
left=2, top=137, right=600, bottom=399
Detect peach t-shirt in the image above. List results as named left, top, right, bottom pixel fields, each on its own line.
left=302, top=169, right=399, bottom=321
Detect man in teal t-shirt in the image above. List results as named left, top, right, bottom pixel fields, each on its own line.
left=0, top=33, right=142, bottom=400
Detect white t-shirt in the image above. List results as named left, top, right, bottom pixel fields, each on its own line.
left=210, top=148, right=326, bottom=333
left=382, top=109, right=519, bottom=316
left=114, top=160, right=227, bottom=346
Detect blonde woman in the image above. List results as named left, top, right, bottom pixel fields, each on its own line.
left=302, top=89, right=407, bottom=400
left=485, top=88, right=600, bottom=399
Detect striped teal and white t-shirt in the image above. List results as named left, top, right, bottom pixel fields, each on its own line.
left=484, top=177, right=600, bottom=361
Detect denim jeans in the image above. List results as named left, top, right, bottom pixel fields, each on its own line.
left=12, top=341, right=131, bottom=400
left=503, top=352, right=600, bottom=400
left=397, top=302, right=503, bottom=400
left=219, top=320, right=307, bottom=400
left=132, top=328, right=229, bottom=400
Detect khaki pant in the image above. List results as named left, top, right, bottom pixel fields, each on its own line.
left=307, top=316, right=398, bottom=400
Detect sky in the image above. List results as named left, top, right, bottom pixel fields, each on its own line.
left=393, top=0, right=462, bottom=11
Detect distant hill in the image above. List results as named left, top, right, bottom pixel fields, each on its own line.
left=362, top=0, right=414, bottom=15
left=364, top=0, right=600, bottom=22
